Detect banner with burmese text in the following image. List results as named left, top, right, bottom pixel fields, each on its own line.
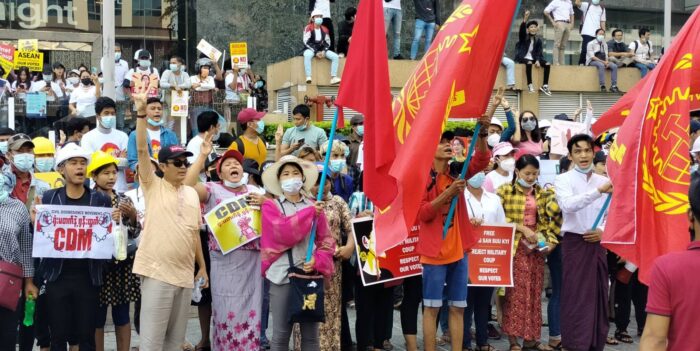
left=33, top=205, right=114, bottom=259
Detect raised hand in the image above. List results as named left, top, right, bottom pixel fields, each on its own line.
left=133, top=93, right=148, bottom=114
left=200, top=130, right=214, bottom=156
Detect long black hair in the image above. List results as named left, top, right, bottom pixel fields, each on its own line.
left=519, top=110, right=542, bottom=143
left=16, top=67, right=32, bottom=89
left=511, top=154, right=540, bottom=186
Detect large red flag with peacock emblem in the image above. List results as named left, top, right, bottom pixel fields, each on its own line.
left=602, top=6, right=700, bottom=283
left=372, top=0, right=519, bottom=254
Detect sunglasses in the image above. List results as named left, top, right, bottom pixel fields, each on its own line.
left=353, top=122, right=364, bottom=126
left=167, top=159, right=191, bottom=168
left=522, top=117, right=537, bottom=122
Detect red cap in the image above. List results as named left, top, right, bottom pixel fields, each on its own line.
left=237, top=108, right=266, bottom=124
left=217, top=150, right=244, bottom=174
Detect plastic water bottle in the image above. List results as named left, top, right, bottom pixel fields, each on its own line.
left=23, top=297, right=35, bottom=327
left=192, top=277, right=205, bottom=303
left=113, top=223, right=127, bottom=261
left=537, top=233, right=547, bottom=250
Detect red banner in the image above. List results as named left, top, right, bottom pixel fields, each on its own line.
left=468, top=224, right=515, bottom=287
left=352, top=218, right=422, bottom=286
left=602, top=6, right=700, bottom=283
left=0, top=44, right=14, bottom=61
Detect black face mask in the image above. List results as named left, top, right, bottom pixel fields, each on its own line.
left=81, top=78, right=92, bottom=85
left=207, top=170, right=221, bottom=182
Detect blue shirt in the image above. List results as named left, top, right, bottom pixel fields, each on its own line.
left=126, top=127, right=180, bottom=171
left=331, top=173, right=354, bottom=204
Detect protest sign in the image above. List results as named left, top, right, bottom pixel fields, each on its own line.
left=197, top=39, right=222, bottom=62
left=0, top=58, right=11, bottom=78
left=0, top=44, right=15, bottom=61
left=229, top=42, right=249, bottom=69
left=26, top=92, right=47, bottom=118
left=13, top=50, right=44, bottom=72
left=34, top=172, right=65, bottom=189
left=352, top=218, right=422, bottom=286
left=538, top=159, right=560, bottom=190
left=468, top=224, right=515, bottom=287
left=170, top=90, right=189, bottom=118
left=18, top=39, right=38, bottom=52
left=33, top=205, right=115, bottom=259
left=204, top=194, right=261, bottom=254
left=548, top=119, right=589, bottom=156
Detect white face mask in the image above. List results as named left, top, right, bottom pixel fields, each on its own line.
left=281, top=178, right=304, bottom=194
left=500, top=158, right=516, bottom=173
left=223, top=173, right=248, bottom=188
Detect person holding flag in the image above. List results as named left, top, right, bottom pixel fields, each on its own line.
left=554, top=134, right=612, bottom=351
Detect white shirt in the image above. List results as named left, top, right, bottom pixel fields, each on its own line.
left=101, top=58, right=130, bottom=101
left=356, top=142, right=364, bottom=171
left=50, top=80, right=67, bottom=99
left=224, top=72, right=242, bottom=102
left=544, top=0, right=574, bottom=22
left=190, top=75, right=216, bottom=92
left=383, top=0, right=401, bottom=10
left=313, top=0, right=331, bottom=18
left=81, top=127, right=130, bottom=193
left=524, top=40, right=534, bottom=61
left=554, top=170, right=609, bottom=235
left=186, top=135, right=203, bottom=164
left=483, top=170, right=512, bottom=194
left=69, top=84, right=98, bottom=117
left=629, top=40, right=654, bottom=63
left=465, top=190, right=507, bottom=224
left=579, top=2, right=606, bottom=37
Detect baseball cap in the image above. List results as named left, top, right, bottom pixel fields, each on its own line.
left=554, top=113, right=572, bottom=121
left=54, top=143, right=90, bottom=170
left=237, top=108, right=266, bottom=124
left=492, top=142, right=518, bottom=157
left=440, top=131, right=455, bottom=142
left=593, top=151, right=607, bottom=165
left=243, top=158, right=261, bottom=175
left=350, top=115, right=364, bottom=125
left=137, top=49, right=151, bottom=59
left=490, top=117, right=503, bottom=130
left=691, top=120, right=700, bottom=134
left=8, top=134, right=35, bottom=151
left=217, top=150, right=244, bottom=174
left=204, top=152, right=221, bottom=170
left=157, top=145, right=193, bottom=162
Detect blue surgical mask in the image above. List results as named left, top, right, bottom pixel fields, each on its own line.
left=575, top=164, right=594, bottom=174
left=115, top=52, right=122, bottom=61
left=169, top=63, right=179, bottom=72
left=0, top=141, right=7, bottom=154
left=596, top=35, right=605, bottom=42
left=517, top=178, right=535, bottom=188
left=468, top=172, right=486, bottom=188
left=297, top=122, right=308, bottom=131
left=13, top=153, right=35, bottom=173
left=139, top=60, right=151, bottom=68
left=522, top=120, right=537, bottom=132
left=147, top=118, right=164, bottom=127
left=330, top=159, right=345, bottom=173
left=35, top=157, right=54, bottom=173
left=0, top=186, right=7, bottom=204
left=281, top=178, right=304, bottom=194
left=314, top=18, right=323, bottom=26
left=356, top=125, right=364, bottom=136
left=591, top=0, right=600, bottom=5
left=255, top=120, right=265, bottom=134
left=100, top=115, right=116, bottom=129
left=254, top=81, right=264, bottom=89
left=224, top=173, right=248, bottom=188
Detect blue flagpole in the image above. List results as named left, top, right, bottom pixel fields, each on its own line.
left=592, top=194, right=612, bottom=230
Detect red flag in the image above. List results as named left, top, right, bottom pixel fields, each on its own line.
left=373, top=0, right=519, bottom=253
left=601, top=7, right=700, bottom=283
left=335, top=0, right=397, bottom=209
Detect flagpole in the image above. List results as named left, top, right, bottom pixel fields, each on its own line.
left=307, top=107, right=340, bottom=262
left=592, top=194, right=612, bottom=230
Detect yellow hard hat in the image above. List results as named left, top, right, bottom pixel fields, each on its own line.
left=87, top=151, right=118, bottom=177
left=32, top=137, right=55, bottom=155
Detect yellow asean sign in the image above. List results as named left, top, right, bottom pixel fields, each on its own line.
left=229, top=42, right=248, bottom=69
left=18, top=39, right=38, bottom=52
left=14, top=51, right=43, bottom=72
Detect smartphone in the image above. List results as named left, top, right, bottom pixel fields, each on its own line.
left=297, top=138, right=305, bottom=144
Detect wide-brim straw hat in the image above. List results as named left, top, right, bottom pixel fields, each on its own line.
left=262, top=155, right=318, bottom=196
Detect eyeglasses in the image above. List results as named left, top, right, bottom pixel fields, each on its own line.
left=167, top=159, right=191, bottom=168
left=522, top=117, right=537, bottom=122
left=353, top=122, right=364, bottom=126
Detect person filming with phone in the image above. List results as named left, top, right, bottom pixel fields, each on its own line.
left=280, top=104, right=328, bottom=157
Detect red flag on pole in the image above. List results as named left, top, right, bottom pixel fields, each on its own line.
left=602, top=6, right=700, bottom=283
left=371, top=0, right=518, bottom=253
left=335, top=0, right=397, bottom=210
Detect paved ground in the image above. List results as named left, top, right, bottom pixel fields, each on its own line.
left=96, top=300, right=641, bottom=351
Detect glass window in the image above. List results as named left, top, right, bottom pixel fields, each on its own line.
left=88, top=0, right=101, bottom=20
left=133, top=0, right=162, bottom=17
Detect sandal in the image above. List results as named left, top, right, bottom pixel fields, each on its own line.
left=548, top=341, right=562, bottom=350
left=509, top=343, right=522, bottom=351
left=606, top=336, right=620, bottom=345
left=478, top=345, right=499, bottom=351
left=615, top=330, right=634, bottom=344
left=522, top=342, right=552, bottom=351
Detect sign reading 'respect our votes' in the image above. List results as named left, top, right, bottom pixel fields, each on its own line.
left=352, top=218, right=422, bottom=286
left=33, top=205, right=115, bottom=259
left=468, top=224, right=516, bottom=287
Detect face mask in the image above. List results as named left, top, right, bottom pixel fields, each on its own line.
left=297, top=122, right=308, bottom=131
left=207, top=170, right=221, bottom=182
left=181, top=66, right=187, bottom=72
left=81, top=78, right=92, bottom=86
left=139, top=60, right=151, bottom=68
left=169, top=64, right=179, bottom=72
left=468, top=172, right=485, bottom=188
left=212, top=131, right=220, bottom=141
left=517, top=178, right=535, bottom=188
left=500, top=158, right=516, bottom=173
left=314, top=17, right=323, bottom=25
left=487, top=133, right=501, bottom=148
left=614, top=38, right=623, bottom=43
left=43, top=75, right=52, bottom=82
left=0, top=141, right=7, bottom=154
left=101, top=115, right=116, bottom=129
left=522, top=120, right=537, bottom=131
left=0, top=187, right=7, bottom=204
left=575, top=164, right=594, bottom=174
left=35, top=157, right=54, bottom=173
left=147, top=118, right=164, bottom=127
left=68, top=77, right=79, bottom=85
left=596, top=35, right=605, bottom=42
left=254, top=81, right=263, bottom=89
left=330, top=159, right=345, bottom=173
left=281, top=178, right=304, bottom=194
left=356, top=125, right=364, bottom=136
left=255, top=120, right=265, bottom=134
left=13, top=153, right=35, bottom=173
left=224, top=173, right=248, bottom=188
left=115, top=52, right=122, bottom=61
left=592, top=0, right=601, bottom=4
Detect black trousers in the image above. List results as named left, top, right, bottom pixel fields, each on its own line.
left=579, top=34, right=596, bottom=65
left=517, top=59, right=551, bottom=86
left=341, top=260, right=354, bottom=346
left=614, top=271, right=648, bottom=333
left=400, top=276, right=422, bottom=335
left=322, top=18, right=336, bottom=52
left=44, top=272, right=99, bottom=351
left=0, top=299, right=20, bottom=351
left=354, top=274, right=393, bottom=350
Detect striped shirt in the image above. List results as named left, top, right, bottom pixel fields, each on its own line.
left=0, top=197, right=34, bottom=277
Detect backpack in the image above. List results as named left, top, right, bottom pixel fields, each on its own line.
left=234, top=137, right=245, bottom=155
left=631, top=40, right=651, bottom=59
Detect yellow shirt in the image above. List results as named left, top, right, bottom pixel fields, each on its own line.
left=228, top=136, right=268, bottom=166
left=132, top=170, right=202, bottom=288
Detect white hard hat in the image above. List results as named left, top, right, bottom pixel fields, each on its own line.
left=692, top=137, right=700, bottom=155
left=55, top=143, right=91, bottom=170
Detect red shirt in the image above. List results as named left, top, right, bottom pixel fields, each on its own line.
left=11, top=165, right=32, bottom=204
left=646, top=241, right=700, bottom=349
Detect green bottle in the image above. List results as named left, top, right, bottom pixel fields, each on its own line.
left=23, top=297, right=35, bottom=327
